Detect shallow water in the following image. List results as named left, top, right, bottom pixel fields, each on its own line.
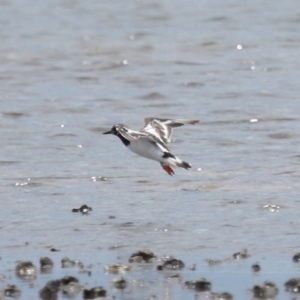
left=1, top=0, right=300, bottom=299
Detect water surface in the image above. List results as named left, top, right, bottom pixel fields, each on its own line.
left=0, top=0, right=300, bottom=299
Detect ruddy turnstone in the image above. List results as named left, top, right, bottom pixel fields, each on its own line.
left=103, top=117, right=199, bottom=175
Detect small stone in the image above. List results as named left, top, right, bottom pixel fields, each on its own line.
left=205, top=259, right=222, bottom=266
left=104, top=263, right=131, bottom=274
left=159, top=258, right=185, bottom=270
left=83, top=286, right=106, bottom=299
left=39, top=279, right=60, bottom=300
left=211, top=292, right=233, bottom=300
left=40, top=277, right=80, bottom=300
left=61, top=257, right=83, bottom=268
left=129, top=249, right=156, bottom=263
left=72, top=204, right=92, bottom=214
left=129, top=255, right=144, bottom=263
left=61, top=276, right=78, bottom=284
left=252, top=263, right=261, bottom=272
left=40, top=257, right=54, bottom=270
left=60, top=276, right=81, bottom=298
left=185, top=278, right=211, bottom=292
left=79, top=269, right=92, bottom=276
left=233, top=249, right=250, bottom=260
left=169, top=273, right=181, bottom=279
left=293, top=253, right=300, bottom=262
left=110, top=277, right=127, bottom=289
left=50, top=248, right=60, bottom=252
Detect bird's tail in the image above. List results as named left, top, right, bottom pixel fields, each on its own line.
left=175, top=160, right=191, bottom=169
left=163, top=152, right=191, bottom=169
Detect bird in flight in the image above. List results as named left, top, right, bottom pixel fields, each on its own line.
left=103, top=117, right=199, bottom=175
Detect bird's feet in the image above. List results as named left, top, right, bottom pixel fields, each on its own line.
left=161, top=164, right=174, bottom=176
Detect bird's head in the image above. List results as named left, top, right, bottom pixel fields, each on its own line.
left=103, top=124, right=121, bottom=136
left=103, top=124, right=130, bottom=146
left=103, top=125, right=118, bottom=136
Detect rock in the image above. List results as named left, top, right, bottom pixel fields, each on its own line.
left=15, top=261, right=37, bottom=280
left=110, top=277, right=127, bottom=289
left=251, top=263, right=261, bottom=272
left=157, top=258, right=185, bottom=270
left=210, top=292, right=233, bottom=300
left=293, top=253, right=300, bottom=262
left=60, top=276, right=81, bottom=298
left=61, top=257, right=83, bottom=268
left=285, top=278, right=300, bottom=293
left=4, top=284, right=21, bottom=298
left=39, top=276, right=80, bottom=300
left=39, top=280, right=60, bottom=300
left=129, top=249, right=156, bottom=263
left=60, top=276, right=79, bottom=286
left=40, top=257, right=54, bottom=273
left=104, top=263, right=131, bottom=274
left=83, top=286, right=106, bottom=299
left=253, top=281, right=278, bottom=299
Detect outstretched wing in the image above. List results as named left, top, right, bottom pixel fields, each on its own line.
left=115, top=124, right=147, bottom=142
left=141, top=117, right=199, bottom=145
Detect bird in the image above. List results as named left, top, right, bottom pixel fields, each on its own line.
left=103, top=117, right=199, bottom=175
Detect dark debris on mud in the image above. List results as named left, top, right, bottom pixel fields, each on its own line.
left=110, top=277, right=127, bottom=289
left=157, top=257, right=185, bottom=270
left=104, top=263, right=131, bottom=274
left=129, top=249, right=156, bottom=263
left=292, top=252, right=300, bottom=262
left=4, top=284, right=21, bottom=298
left=40, top=257, right=54, bottom=273
left=83, top=286, right=107, bottom=299
left=185, top=277, right=211, bottom=292
left=40, top=276, right=81, bottom=300
left=1, top=250, right=300, bottom=299
left=232, top=249, right=250, bottom=260
left=72, top=204, right=92, bottom=214
left=285, top=278, right=300, bottom=293
left=61, top=257, right=84, bottom=269
left=251, top=263, right=261, bottom=272
left=206, top=248, right=251, bottom=266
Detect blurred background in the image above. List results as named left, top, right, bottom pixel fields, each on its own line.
left=1, top=0, right=300, bottom=299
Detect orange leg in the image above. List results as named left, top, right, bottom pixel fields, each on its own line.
left=161, top=163, right=174, bottom=176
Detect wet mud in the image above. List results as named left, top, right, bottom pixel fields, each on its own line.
left=1, top=250, right=300, bottom=299
left=1, top=0, right=300, bottom=299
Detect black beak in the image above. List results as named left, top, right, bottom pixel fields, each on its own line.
left=103, top=130, right=113, bottom=134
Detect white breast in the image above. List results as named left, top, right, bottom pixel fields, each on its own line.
left=128, top=140, right=164, bottom=162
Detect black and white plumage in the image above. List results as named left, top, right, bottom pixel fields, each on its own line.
left=103, top=117, right=199, bottom=175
